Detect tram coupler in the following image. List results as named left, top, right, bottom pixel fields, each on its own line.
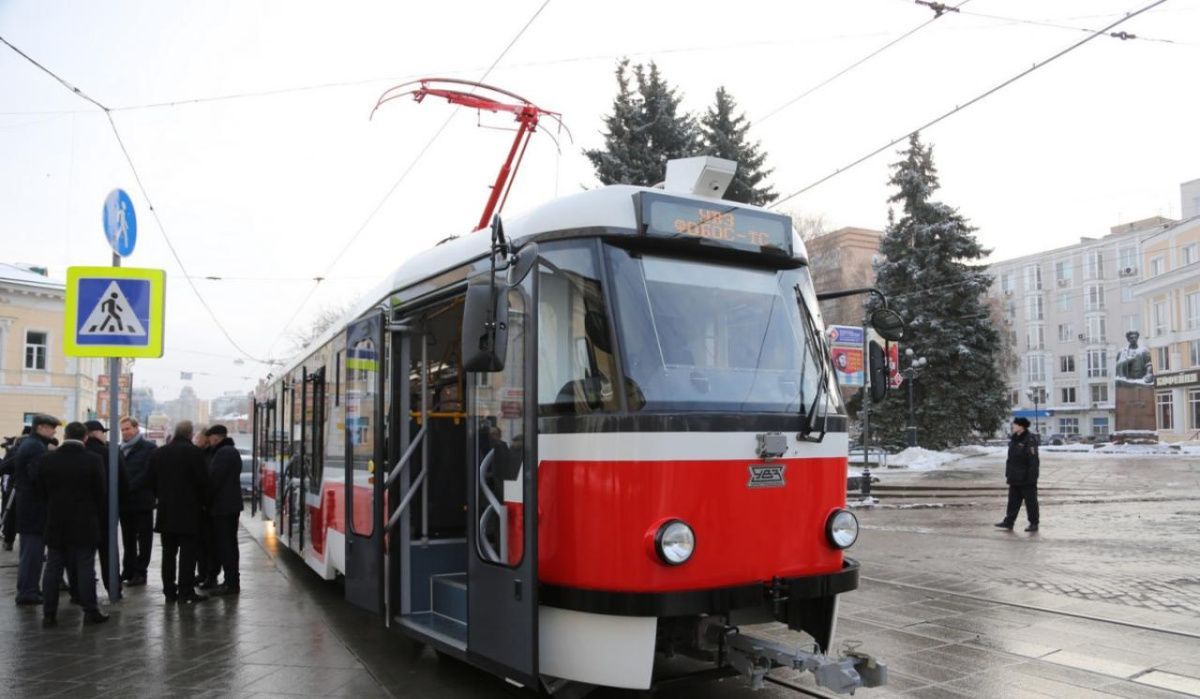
left=720, top=628, right=887, bottom=694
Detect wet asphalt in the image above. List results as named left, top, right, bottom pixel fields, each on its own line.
left=0, top=449, right=1196, bottom=697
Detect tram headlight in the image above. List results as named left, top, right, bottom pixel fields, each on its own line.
left=826, top=510, right=859, bottom=549
left=655, top=520, right=695, bottom=565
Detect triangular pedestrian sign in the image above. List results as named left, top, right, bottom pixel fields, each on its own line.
left=79, top=281, right=147, bottom=337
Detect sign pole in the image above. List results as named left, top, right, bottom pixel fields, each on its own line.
left=107, top=251, right=121, bottom=603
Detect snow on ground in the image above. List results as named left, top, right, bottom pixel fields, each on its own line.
left=1096, top=443, right=1184, bottom=455
left=887, top=447, right=968, bottom=471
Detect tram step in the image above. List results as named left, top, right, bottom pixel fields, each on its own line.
left=431, top=572, right=467, bottom=624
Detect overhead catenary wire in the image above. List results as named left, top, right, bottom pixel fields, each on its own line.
left=0, top=33, right=274, bottom=365
left=265, top=0, right=553, bottom=357
left=770, top=0, right=1170, bottom=210
left=757, top=0, right=973, bottom=125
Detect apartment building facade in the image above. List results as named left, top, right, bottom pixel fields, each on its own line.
left=806, top=227, right=884, bottom=328
left=1133, top=213, right=1200, bottom=440
left=987, top=218, right=1171, bottom=439
left=0, top=263, right=104, bottom=434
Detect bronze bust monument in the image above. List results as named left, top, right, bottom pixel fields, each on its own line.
left=1115, top=330, right=1154, bottom=385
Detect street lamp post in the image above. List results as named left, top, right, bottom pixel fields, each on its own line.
left=903, top=348, right=927, bottom=447
left=1026, top=388, right=1042, bottom=435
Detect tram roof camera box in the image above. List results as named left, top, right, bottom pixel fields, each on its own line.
left=664, top=156, right=736, bottom=198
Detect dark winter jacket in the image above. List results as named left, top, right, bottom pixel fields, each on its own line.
left=1005, top=430, right=1040, bottom=486
left=207, top=438, right=245, bottom=516
left=121, top=435, right=158, bottom=513
left=85, top=437, right=129, bottom=529
left=144, top=437, right=209, bottom=534
left=14, top=433, right=53, bottom=534
left=35, top=441, right=105, bottom=549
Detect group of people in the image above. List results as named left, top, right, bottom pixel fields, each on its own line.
left=0, top=414, right=244, bottom=627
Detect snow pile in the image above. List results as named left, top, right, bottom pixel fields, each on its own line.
left=950, top=445, right=1004, bottom=457
left=887, top=447, right=965, bottom=471
left=1096, top=443, right=1180, bottom=455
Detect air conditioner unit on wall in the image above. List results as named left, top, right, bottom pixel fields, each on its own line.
left=1120, top=266, right=1137, bottom=277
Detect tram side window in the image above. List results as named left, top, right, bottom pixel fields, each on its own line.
left=347, top=337, right=379, bottom=537
left=537, top=243, right=620, bottom=416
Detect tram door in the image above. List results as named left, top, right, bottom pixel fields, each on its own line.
left=344, top=313, right=385, bottom=613
left=467, top=284, right=538, bottom=687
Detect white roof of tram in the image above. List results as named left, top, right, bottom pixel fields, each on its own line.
left=273, top=183, right=806, bottom=375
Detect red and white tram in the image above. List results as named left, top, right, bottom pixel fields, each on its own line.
left=251, top=157, right=895, bottom=694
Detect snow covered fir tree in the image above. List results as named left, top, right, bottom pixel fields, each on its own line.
left=870, top=134, right=1009, bottom=450
left=585, top=60, right=700, bottom=186
left=700, top=87, right=776, bottom=206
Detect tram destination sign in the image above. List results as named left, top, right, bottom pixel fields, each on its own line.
left=636, top=192, right=793, bottom=258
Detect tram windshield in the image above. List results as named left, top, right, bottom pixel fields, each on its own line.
left=607, top=247, right=832, bottom=414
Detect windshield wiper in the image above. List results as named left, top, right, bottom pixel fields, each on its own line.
left=794, top=284, right=829, bottom=442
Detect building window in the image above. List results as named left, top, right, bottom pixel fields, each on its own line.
left=1191, top=388, right=1200, bottom=430
left=1010, top=390, right=1020, bottom=407
left=1090, top=383, right=1109, bottom=404
left=1027, top=355, right=1045, bottom=383
left=1060, top=355, right=1076, bottom=373
left=1058, top=417, right=1079, bottom=435
left=1157, top=347, right=1171, bottom=372
left=1027, top=325, right=1045, bottom=351
left=1055, top=259, right=1073, bottom=286
left=1058, top=324, right=1073, bottom=342
left=1186, top=292, right=1200, bottom=330
left=1001, top=272, right=1015, bottom=295
left=1027, top=295, right=1044, bottom=321
left=1190, top=340, right=1200, bottom=368
left=24, top=331, right=47, bottom=371
left=1122, top=314, right=1140, bottom=334
left=1085, top=284, right=1105, bottom=311
left=1150, top=255, right=1166, bottom=276
left=1091, top=416, right=1110, bottom=437
left=1182, top=243, right=1198, bottom=267
left=1087, top=350, right=1108, bottom=378
left=1024, top=264, right=1043, bottom=292
left=1085, top=251, right=1104, bottom=280
left=1057, top=291, right=1071, bottom=313
left=1153, top=299, right=1169, bottom=336
left=1121, top=286, right=1135, bottom=303
left=1086, top=316, right=1106, bottom=344
left=1061, top=387, right=1077, bottom=404
left=1156, top=391, right=1174, bottom=431
left=1118, top=247, right=1138, bottom=271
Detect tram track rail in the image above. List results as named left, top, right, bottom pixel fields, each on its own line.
left=862, top=576, right=1200, bottom=641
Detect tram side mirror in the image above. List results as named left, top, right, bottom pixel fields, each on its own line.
left=507, top=242, right=538, bottom=286
left=462, top=282, right=508, bottom=372
left=870, top=308, right=906, bottom=342
left=868, top=340, right=888, bottom=403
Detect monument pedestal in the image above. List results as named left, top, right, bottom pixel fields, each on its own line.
left=1114, top=382, right=1157, bottom=443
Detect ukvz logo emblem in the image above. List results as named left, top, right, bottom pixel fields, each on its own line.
left=748, top=464, right=786, bottom=488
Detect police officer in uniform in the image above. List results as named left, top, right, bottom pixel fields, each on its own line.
left=995, top=417, right=1040, bottom=533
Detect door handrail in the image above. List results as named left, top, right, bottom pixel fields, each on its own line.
left=384, top=422, right=427, bottom=489
left=387, top=465, right=428, bottom=532
left=477, top=449, right=508, bottom=564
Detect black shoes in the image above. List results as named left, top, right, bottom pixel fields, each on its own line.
left=197, top=579, right=218, bottom=591
left=83, top=610, right=110, bottom=625
left=994, top=522, right=1014, bottom=530
left=42, top=615, right=57, bottom=628
left=164, top=593, right=178, bottom=604
left=178, top=594, right=206, bottom=605
left=126, top=576, right=147, bottom=587
left=208, top=584, right=240, bottom=597
left=1025, top=524, right=1039, bottom=532
left=15, top=596, right=43, bottom=606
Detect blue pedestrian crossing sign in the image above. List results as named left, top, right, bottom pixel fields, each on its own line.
left=64, top=267, right=165, bottom=358
left=102, top=189, right=137, bottom=257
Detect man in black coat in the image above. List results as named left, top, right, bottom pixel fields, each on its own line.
left=205, top=425, right=243, bottom=595
left=144, top=421, right=209, bottom=603
left=996, top=417, right=1040, bottom=533
left=14, top=414, right=59, bottom=605
left=36, top=422, right=109, bottom=626
left=85, top=420, right=128, bottom=598
left=119, top=416, right=157, bottom=585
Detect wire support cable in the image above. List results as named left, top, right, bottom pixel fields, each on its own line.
left=771, top=0, right=1169, bottom=209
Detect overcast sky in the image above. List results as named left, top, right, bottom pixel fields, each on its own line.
left=2, top=0, right=1196, bottom=401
